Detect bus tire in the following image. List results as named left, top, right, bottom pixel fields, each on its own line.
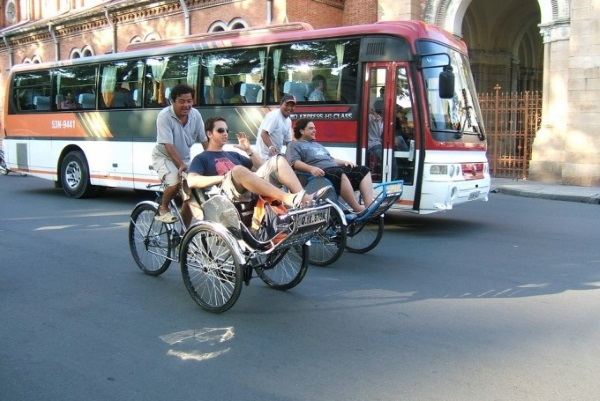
left=60, top=151, right=96, bottom=199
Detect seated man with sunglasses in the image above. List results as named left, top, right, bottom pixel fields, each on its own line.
left=185, top=116, right=330, bottom=210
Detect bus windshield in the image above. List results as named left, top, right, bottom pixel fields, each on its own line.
left=417, top=41, right=485, bottom=143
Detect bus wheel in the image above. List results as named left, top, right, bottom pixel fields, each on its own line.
left=60, top=151, right=96, bottom=199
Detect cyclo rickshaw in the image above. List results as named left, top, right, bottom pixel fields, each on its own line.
left=129, top=181, right=337, bottom=313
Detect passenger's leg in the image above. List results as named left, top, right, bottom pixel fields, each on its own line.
left=256, top=155, right=304, bottom=193
left=273, top=155, right=304, bottom=193
left=339, top=174, right=365, bottom=212
left=230, top=165, right=306, bottom=206
left=358, top=172, right=374, bottom=207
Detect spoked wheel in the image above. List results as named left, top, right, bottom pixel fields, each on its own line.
left=0, top=159, right=9, bottom=175
left=180, top=225, right=243, bottom=314
left=129, top=203, right=172, bottom=276
left=345, top=215, right=384, bottom=254
left=256, top=243, right=309, bottom=290
left=308, top=210, right=347, bottom=266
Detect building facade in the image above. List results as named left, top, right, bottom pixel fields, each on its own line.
left=1, top=0, right=598, bottom=185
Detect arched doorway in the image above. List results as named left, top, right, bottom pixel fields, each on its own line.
left=424, top=0, right=576, bottom=183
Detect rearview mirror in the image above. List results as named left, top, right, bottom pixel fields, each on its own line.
left=439, top=66, right=455, bottom=99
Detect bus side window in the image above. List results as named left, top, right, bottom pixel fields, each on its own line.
left=270, top=39, right=360, bottom=104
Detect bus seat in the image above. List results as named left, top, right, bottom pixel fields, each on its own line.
left=204, top=86, right=221, bottom=105
left=220, top=86, right=234, bottom=103
left=132, top=89, right=141, bottom=107
left=111, top=92, right=126, bottom=107
left=111, top=91, right=135, bottom=108
left=78, top=93, right=96, bottom=109
left=241, top=83, right=262, bottom=103
left=33, top=96, right=51, bottom=111
left=164, top=87, right=172, bottom=104
left=283, top=81, right=308, bottom=101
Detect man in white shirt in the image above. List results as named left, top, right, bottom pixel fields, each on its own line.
left=255, top=94, right=296, bottom=159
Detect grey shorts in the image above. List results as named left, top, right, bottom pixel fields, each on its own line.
left=152, top=147, right=179, bottom=186
left=220, top=155, right=283, bottom=202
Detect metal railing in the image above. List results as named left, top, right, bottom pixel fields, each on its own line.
left=479, top=85, right=542, bottom=179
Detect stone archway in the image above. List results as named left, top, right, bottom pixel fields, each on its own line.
left=423, top=0, right=599, bottom=185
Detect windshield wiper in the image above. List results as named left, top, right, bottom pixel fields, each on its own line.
left=455, top=88, right=485, bottom=140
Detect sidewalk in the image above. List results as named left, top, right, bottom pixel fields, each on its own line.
left=491, top=177, right=600, bottom=205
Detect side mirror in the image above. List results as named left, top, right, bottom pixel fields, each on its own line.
left=439, top=66, right=455, bottom=99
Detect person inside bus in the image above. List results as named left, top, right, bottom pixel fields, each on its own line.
left=229, top=81, right=246, bottom=104
left=308, top=75, right=327, bottom=102
left=61, top=91, right=81, bottom=110
left=152, top=83, right=209, bottom=225
left=255, top=94, right=295, bottom=159
left=394, top=106, right=409, bottom=151
left=185, top=116, right=331, bottom=210
left=285, top=118, right=375, bottom=214
left=368, top=99, right=384, bottom=163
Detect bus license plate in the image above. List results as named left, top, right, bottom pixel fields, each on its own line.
left=468, top=190, right=480, bottom=200
left=297, top=209, right=329, bottom=227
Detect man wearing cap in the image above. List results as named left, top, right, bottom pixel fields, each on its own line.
left=255, top=94, right=296, bottom=160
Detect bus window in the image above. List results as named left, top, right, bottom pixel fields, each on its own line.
left=202, top=48, right=266, bottom=105
left=55, top=65, right=98, bottom=110
left=12, top=70, right=52, bottom=112
left=269, top=39, right=360, bottom=104
left=145, top=54, right=198, bottom=107
left=99, top=60, right=142, bottom=109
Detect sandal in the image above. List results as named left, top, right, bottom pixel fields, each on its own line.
left=290, top=190, right=307, bottom=208
left=155, top=211, right=178, bottom=223
left=312, top=186, right=334, bottom=202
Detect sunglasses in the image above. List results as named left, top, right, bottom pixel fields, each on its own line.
left=215, top=128, right=229, bottom=134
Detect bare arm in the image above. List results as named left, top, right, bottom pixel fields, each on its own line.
left=185, top=172, right=224, bottom=189
left=334, top=158, right=357, bottom=168
left=261, top=130, right=278, bottom=157
left=234, top=132, right=264, bottom=171
left=291, top=160, right=325, bottom=177
left=163, top=143, right=187, bottom=173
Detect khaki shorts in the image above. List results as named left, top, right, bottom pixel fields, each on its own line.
left=220, top=155, right=283, bottom=202
left=152, top=147, right=179, bottom=186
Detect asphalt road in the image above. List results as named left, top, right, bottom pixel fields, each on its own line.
left=1, top=175, right=600, bottom=401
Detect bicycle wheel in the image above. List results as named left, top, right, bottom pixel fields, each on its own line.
left=256, top=243, right=309, bottom=290
left=0, top=156, right=9, bottom=175
left=308, top=210, right=347, bottom=266
left=345, top=215, right=384, bottom=254
left=180, top=225, right=243, bottom=314
left=129, top=202, right=172, bottom=276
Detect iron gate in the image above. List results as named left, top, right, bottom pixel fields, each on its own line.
left=478, top=85, right=542, bottom=179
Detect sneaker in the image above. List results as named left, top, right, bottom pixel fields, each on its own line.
left=155, top=212, right=178, bottom=223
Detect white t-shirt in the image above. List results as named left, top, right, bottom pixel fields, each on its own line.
left=255, top=109, right=292, bottom=159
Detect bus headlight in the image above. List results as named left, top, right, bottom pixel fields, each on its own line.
left=430, top=165, right=448, bottom=175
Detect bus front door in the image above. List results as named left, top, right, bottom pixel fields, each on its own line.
left=363, top=64, right=388, bottom=183
left=364, top=63, right=419, bottom=210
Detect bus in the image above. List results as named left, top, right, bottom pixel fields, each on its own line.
left=2, top=20, right=489, bottom=213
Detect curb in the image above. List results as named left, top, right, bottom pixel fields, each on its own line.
left=492, top=187, right=600, bottom=205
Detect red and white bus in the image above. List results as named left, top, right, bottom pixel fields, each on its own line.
left=2, top=20, right=489, bottom=213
